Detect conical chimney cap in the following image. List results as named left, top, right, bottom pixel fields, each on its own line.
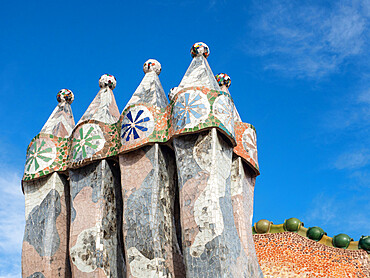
left=40, top=89, right=75, bottom=137
left=124, top=59, right=168, bottom=110
left=77, top=74, right=120, bottom=125
left=176, top=42, right=220, bottom=92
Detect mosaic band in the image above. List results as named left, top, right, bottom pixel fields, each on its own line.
left=21, top=42, right=370, bottom=278
left=22, top=87, right=259, bottom=182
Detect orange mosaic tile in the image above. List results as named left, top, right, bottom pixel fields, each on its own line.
left=254, top=232, right=370, bottom=277
left=234, top=122, right=259, bottom=175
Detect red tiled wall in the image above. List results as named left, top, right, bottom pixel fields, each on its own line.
left=253, top=232, right=370, bottom=277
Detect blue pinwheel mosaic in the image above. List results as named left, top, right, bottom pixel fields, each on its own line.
left=121, top=107, right=154, bottom=142
left=173, top=92, right=209, bottom=129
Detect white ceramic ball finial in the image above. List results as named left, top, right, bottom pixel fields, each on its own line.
left=143, top=59, right=161, bottom=75
left=190, top=42, right=210, bottom=58
left=57, top=89, right=74, bottom=104
left=99, top=74, right=117, bottom=90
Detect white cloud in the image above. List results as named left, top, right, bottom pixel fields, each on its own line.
left=351, top=170, right=370, bottom=188
left=0, top=167, right=24, bottom=277
left=334, top=149, right=370, bottom=170
left=247, top=0, right=369, bottom=78
left=0, top=274, right=21, bottom=278
left=305, top=193, right=338, bottom=225
left=358, top=89, right=370, bottom=104
left=306, top=192, right=370, bottom=238
left=321, top=84, right=370, bottom=133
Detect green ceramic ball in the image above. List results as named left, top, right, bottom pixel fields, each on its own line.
left=307, top=227, right=325, bottom=241
left=255, top=219, right=271, bottom=234
left=284, top=218, right=302, bottom=232
left=332, top=233, right=352, bottom=249
left=359, top=236, right=370, bottom=252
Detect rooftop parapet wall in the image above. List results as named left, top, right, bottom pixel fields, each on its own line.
left=253, top=218, right=370, bottom=253
left=253, top=232, right=370, bottom=278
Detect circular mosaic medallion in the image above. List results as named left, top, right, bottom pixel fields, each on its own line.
left=72, top=123, right=105, bottom=162
left=173, top=90, right=210, bottom=130
left=213, top=95, right=234, bottom=135
left=121, top=106, right=154, bottom=143
left=242, top=128, right=258, bottom=162
left=25, top=138, right=57, bottom=174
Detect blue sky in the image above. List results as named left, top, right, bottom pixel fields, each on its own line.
left=0, top=0, right=369, bottom=276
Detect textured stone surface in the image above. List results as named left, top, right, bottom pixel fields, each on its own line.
left=254, top=232, right=370, bottom=277
left=231, top=156, right=263, bottom=277
left=78, top=86, right=120, bottom=125
left=69, top=159, right=125, bottom=277
left=40, top=99, right=75, bottom=137
left=125, top=71, right=168, bottom=109
left=22, top=172, right=71, bottom=278
left=119, top=144, right=185, bottom=277
left=177, top=55, right=220, bottom=91
left=174, top=128, right=261, bottom=277
left=27, top=272, right=46, bottom=278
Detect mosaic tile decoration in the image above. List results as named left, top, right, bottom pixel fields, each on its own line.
left=215, top=73, right=231, bottom=88
left=23, top=134, right=70, bottom=181
left=69, top=119, right=120, bottom=168
left=22, top=173, right=71, bottom=278
left=234, top=122, right=259, bottom=175
left=119, top=145, right=185, bottom=277
left=119, top=86, right=256, bottom=156
left=56, top=88, right=74, bottom=104
left=190, top=42, right=210, bottom=58
left=69, top=160, right=125, bottom=277
left=117, top=56, right=260, bottom=176
left=173, top=129, right=263, bottom=277
left=23, top=90, right=75, bottom=182
left=254, top=232, right=370, bottom=278
left=253, top=218, right=369, bottom=252
left=118, top=59, right=169, bottom=153
left=23, top=49, right=260, bottom=182
left=214, top=73, right=259, bottom=175
left=119, top=104, right=167, bottom=152
left=169, top=86, right=235, bottom=141
left=22, top=42, right=370, bottom=278
left=77, top=90, right=120, bottom=125
left=69, top=74, right=121, bottom=168
left=178, top=53, right=220, bottom=91
left=118, top=60, right=185, bottom=276
left=143, top=59, right=162, bottom=75
left=230, top=156, right=263, bottom=276
left=216, top=74, right=243, bottom=123
left=42, top=90, right=75, bottom=138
